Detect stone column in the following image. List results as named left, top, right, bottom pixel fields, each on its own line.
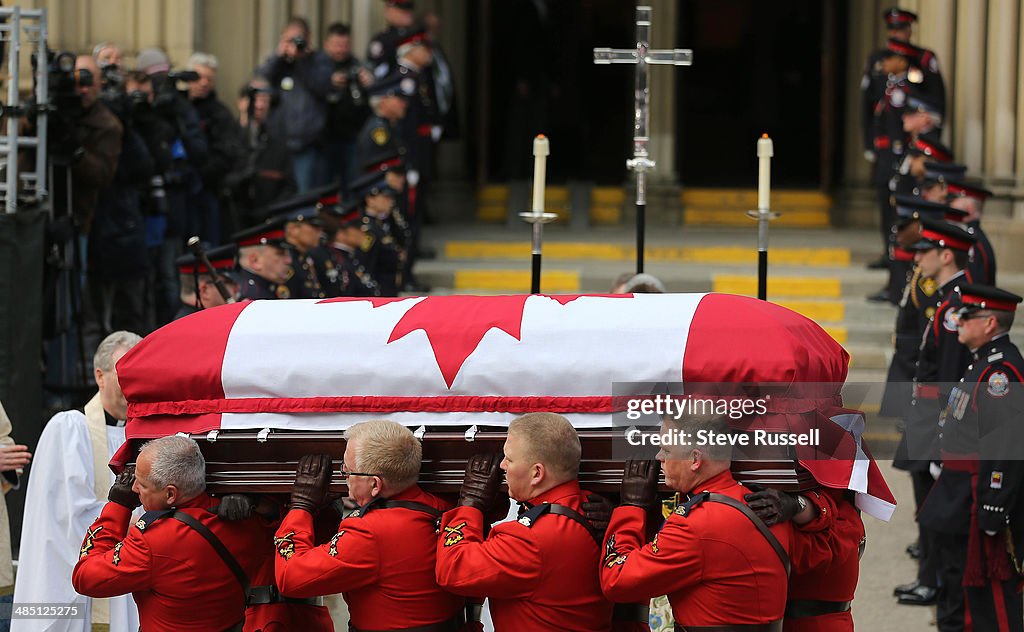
left=954, top=1, right=987, bottom=172
left=1017, top=0, right=1024, bottom=178
left=842, top=0, right=880, bottom=186
left=914, top=0, right=955, bottom=146
left=985, top=0, right=1019, bottom=181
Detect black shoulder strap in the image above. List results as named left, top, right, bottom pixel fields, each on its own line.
left=704, top=493, right=790, bottom=575
left=357, top=497, right=444, bottom=519
left=171, top=511, right=250, bottom=595
left=517, top=503, right=602, bottom=547
left=376, top=499, right=444, bottom=519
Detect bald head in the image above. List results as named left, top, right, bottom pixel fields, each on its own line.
left=75, top=55, right=101, bottom=108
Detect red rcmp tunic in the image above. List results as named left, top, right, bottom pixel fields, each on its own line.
left=435, top=479, right=613, bottom=631
left=785, top=488, right=863, bottom=632
left=244, top=536, right=334, bottom=632
left=275, top=484, right=463, bottom=630
left=600, top=471, right=794, bottom=628
left=72, top=494, right=270, bottom=632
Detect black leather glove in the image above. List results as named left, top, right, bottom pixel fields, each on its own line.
left=108, top=466, right=140, bottom=509
left=483, top=494, right=511, bottom=525
left=744, top=488, right=801, bottom=526
left=290, top=454, right=333, bottom=514
left=620, top=459, right=660, bottom=509
left=215, top=494, right=256, bottom=521
left=581, top=493, right=614, bottom=534
left=459, top=453, right=503, bottom=512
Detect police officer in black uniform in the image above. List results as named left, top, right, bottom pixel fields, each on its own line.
left=350, top=171, right=409, bottom=297
left=946, top=180, right=997, bottom=286
left=173, top=243, right=240, bottom=320
left=917, top=285, right=1024, bottom=631
left=942, top=285, right=1024, bottom=631
left=232, top=217, right=293, bottom=300
left=367, top=0, right=417, bottom=79
left=319, top=204, right=381, bottom=297
left=356, top=72, right=410, bottom=168
left=278, top=208, right=326, bottom=299
left=882, top=199, right=968, bottom=418
left=898, top=220, right=976, bottom=624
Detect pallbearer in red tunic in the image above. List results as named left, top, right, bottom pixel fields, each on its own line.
left=601, top=414, right=795, bottom=630
left=73, top=436, right=270, bottom=632
left=745, top=486, right=863, bottom=632
left=435, top=413, right=613, bottom=631
left=274, top=420, right=464, bottom=631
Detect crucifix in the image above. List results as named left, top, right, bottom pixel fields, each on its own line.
left=594, top=5, right=692, bottom=274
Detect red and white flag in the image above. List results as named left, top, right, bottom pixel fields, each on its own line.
left=117, top=292, right=895, bottom=520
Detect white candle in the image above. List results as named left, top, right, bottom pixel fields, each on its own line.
left=757, top=134, right=773, bottom=211
left=532, top=134, right=550, bottom=214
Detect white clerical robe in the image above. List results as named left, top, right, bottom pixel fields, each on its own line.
left=12, top=395, right=139, bottom=632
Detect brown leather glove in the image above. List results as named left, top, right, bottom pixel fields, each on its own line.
left=290, top=454, right=333, bottom=514
left=581, top=492, right=614, bottom=534
left=744, top=488, right=801, bottom=526
left=620, top=459, right=660, bottom=509
left=108, top=466, right=140, bottom=509
left=459, top=453, right=503, bottom=512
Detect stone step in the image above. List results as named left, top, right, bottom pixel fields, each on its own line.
left=444, top=241, right=852, bottom=267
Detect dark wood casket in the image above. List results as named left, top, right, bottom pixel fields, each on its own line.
left=114, top=293, right=890, bottom=516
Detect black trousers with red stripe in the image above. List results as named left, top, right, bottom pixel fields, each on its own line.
left=967, top=580, right=1024, bottom=632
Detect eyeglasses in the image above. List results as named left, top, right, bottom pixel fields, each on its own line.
left=339, top=459, right=379, bottom=479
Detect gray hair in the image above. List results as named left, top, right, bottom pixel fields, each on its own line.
left=140, top=435, right=207, bottom=500
left=93, top=331, right=142, bottom=373
left=92, top=41, right=116, bottom=59
left=187, top=52, right=218, bottom=71
left=623, top=273, right=666, bottom=293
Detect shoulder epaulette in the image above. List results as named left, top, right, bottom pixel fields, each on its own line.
left=515, top=503, right=551, bottom=528
left=134, top=508, right=174, bottom=532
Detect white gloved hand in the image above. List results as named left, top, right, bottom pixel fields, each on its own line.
left=407, top=169, right=420, bottom=187
left=864, top=150, right=876, bottom=163
left=929, top=461, right=942, bottom=480
left=431, top=125, right=443, bottom=142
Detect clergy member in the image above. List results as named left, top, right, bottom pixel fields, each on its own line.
left=12, top=331, right=143, bottom=632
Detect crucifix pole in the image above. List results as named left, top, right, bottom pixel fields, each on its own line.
left=595, top=5, right=692, bottom=274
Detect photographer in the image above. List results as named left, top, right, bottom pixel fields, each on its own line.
left=256, top=16, right=332, bottom=192
left=318, top=22, right=372, bottom=193
left=134, top=48, right=209, bottom=326
left=86, top=57, right=156, bottom=339
left=186, top=52, right=243, bottom=243
left=227, top=78, right=296, bottom=227
left=67, top=56, right=123, bottom=240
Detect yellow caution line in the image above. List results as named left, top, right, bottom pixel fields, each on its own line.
left=713, top=275, right=842, bottom=298
left=821, top=326, right=848, bottom=345
left=684, top=210, right=829, bottom=228
left=445, top=242, right=850, bottom=266
left=454, top=270, right=580, bottom=292
left=775, top=300, right=846, bottom=322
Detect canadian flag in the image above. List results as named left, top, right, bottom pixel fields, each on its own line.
left=117, top=292, right=895, bottom=520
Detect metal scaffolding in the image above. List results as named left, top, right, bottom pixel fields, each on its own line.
left=0, top=5, right=49, bottom=214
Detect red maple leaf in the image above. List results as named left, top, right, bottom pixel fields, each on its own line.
left=383, top=294, right=629, bottom=388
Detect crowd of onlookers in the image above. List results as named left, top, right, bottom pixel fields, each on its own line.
left=57, top=3, right=454, bottom=352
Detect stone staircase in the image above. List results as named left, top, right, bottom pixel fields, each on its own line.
left=415, top=226, right=902, bottom=423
